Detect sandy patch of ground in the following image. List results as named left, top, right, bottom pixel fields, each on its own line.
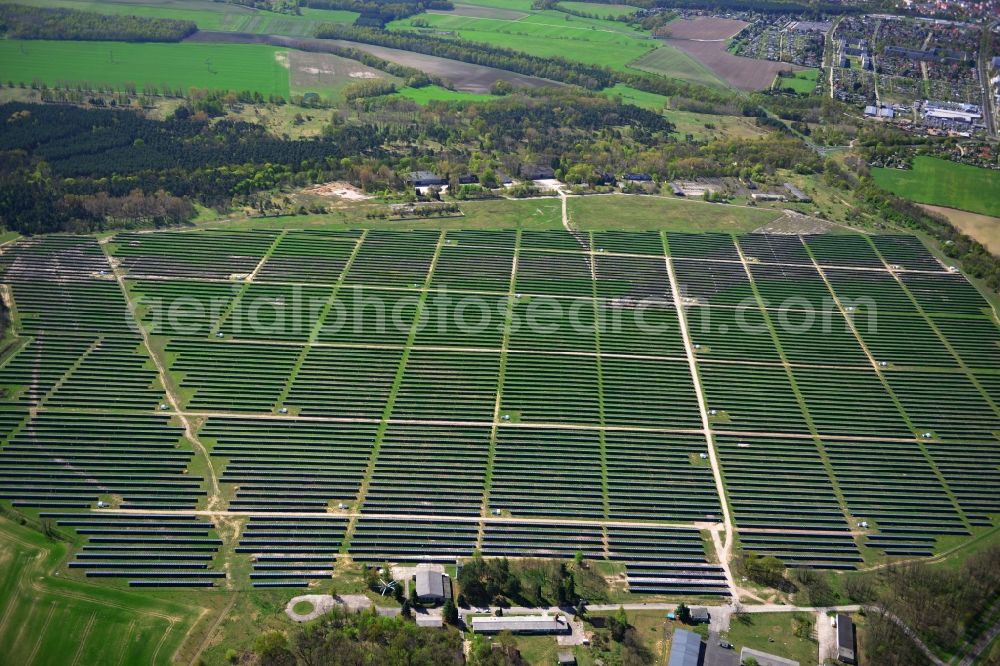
left=921, top=204, right=1000, bottom=256
left=303, top=181, right=373, bottom=200
left=274, top=50, right=289, bottom=69
left=286, top=594, right=336, bottom=621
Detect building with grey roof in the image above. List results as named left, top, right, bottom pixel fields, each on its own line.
left=470, top=614, right=570, bottom=635
left=836, top=614, right=857, bottom=664
left=668, top=628, right=704, bottom=666
left=414, top=570, right=450, bottom=604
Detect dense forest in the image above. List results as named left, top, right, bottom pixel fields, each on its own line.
left=848, top=545, right=1000, bottom=665
left=0, top=85, right=834, bottom=235
left=0, top=4, right=196, bottom=42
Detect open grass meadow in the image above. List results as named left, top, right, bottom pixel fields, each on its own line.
left=5, top=0, right=358, bottom=33
left=779, top=68, right=819, bottom=93
left=393, top=84, right=495, bottom=104
left=0, top=40, right=291, bottom=98
left=388, top=9, right=656, bottom=70
left=0, top=516, right=218, bottom=666
left=568, top=193, right=783, bottom=232
left=559, top=1, right=638, bottom=17
left=602, top=83, right=668, bottom=111
left=723, top=612, right=819, bottom=666
left=872, top=156, right=1000, bottom=218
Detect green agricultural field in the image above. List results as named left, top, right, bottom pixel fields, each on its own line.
left=559, top=1, right=638, bottom=17
left=0, top=517, right=218, bottom=666
left=778, top=68, right=819, bottom=93
left=388, top=10, right=656, bottom=70
left=3, top=0, right=358, bottom=33
left=393, top=85, right=495, bottom=104
left=0, top=40, right=291, bottom=97
left=627, top=44, right=729, bottom=89
left=602, top=83, right=668, bottom=111
left=453, top=0, right=561, bottom=13
left=568, top=193, right=783, bottom=231
left=873, top=156, right=1000, bottom=218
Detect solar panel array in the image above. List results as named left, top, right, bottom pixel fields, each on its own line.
left=0, top=229, right=997, bottom=594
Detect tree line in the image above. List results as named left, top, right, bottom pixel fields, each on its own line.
left=304, top=0, right=453, bottom=26
left=0, top=4, right=196, bottom=42
left=314, top=22, right=763, bottom=112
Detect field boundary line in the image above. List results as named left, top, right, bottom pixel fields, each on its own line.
left=100, top=240, right=223, bottom=508
left=662, top=232, right=737, bottom=599
left=25, top=599, right=56, bottom=666
left=91, top=507, right=718, bottom=531
left=70, top=611, right=97, bottom=666
left=478, top=229, right=520, bottom=547
left=246, top=229, right=288, bottom=283
left=872, top=242, right=1000, bottom=418
left=186, top=595, right=237, bottom=666
left=587, top=231, right=611, bottom=520
left=343, top=230, right=446, bottom=552
left=848, top=236, right=974, bottom=531
left=275, top=230, right=368, bottom=408
left=733, top=235, right=858, bottom=544
left=38, top=336, right=104, bottom=407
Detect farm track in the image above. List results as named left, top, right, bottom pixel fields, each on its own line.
left=185, top=30, right=562, bottom=93
left=100, top=240, right=222, bottom=504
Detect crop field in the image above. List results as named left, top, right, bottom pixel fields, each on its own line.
left=11, top=0, right=359, bottom=33
left=665, top=37, right=803, bottom=91
left=0, top=40, right=291, bottom=98
left=559, top=1, right=638, bottom=17
left=0, top=517, right=221, bottom=666
left=872, top=156, right=1000, bottom=218
left=0, top=227, right=998, bottom=637
left=627, top=45, right=729, bottom=89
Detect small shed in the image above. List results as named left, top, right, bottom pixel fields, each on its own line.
left=836, top=614, right=857, bottom=665
left=689, top=606, right=710, bottom=624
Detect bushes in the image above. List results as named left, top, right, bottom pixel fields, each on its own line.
left=277, top=607, right=463, bottom=666
left=741, top=551, right=787, bottom=588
